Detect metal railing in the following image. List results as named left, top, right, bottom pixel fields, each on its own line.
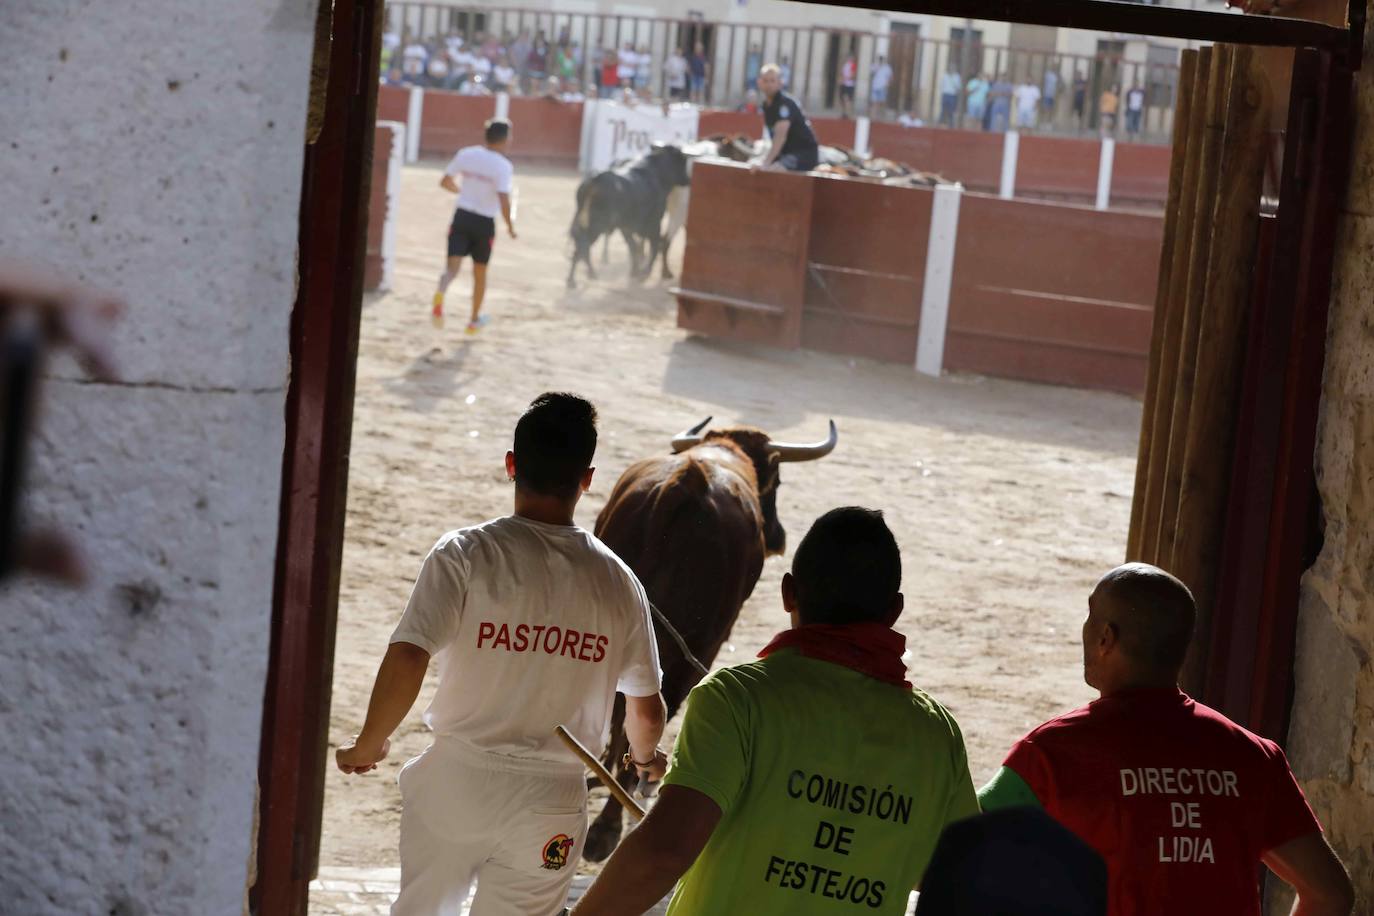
left=384, top=3, right=1182, bottom=140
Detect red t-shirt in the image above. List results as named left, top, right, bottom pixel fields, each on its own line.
left=1004, top=689, right=1319, bottom=916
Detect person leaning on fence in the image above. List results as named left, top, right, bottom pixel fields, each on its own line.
left=753, top=63, right=820, bottom=173
left=978, top=563, right=1355, bottom=916
left=570, top=507, right=980, bottom=916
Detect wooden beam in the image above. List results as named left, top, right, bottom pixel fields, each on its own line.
left=1157, top=44, right=1232, bottom=570
left=1137, top=46, right=1212, bottom=566
left=252, top=0, right=380, bottom=913
left=1173, top=46, right=1270, bottom=694
left=791, top=0, right=1349, bottom=52
left=1127, top=48, right=1197, bottom=563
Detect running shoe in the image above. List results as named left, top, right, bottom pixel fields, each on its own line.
left=431, top=292, right=444, bottom=329
left=465, top=314, right=490, bottom=335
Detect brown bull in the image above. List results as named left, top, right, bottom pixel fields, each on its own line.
left=582, top=416, right=838, bottom=861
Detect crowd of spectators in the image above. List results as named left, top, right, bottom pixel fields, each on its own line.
left=381, top=28, right=720, bottom=105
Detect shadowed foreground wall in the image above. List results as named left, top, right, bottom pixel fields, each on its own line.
left=1281, top=9, right=1374, bottom=911
left=0, top=1, right=316, bottom=912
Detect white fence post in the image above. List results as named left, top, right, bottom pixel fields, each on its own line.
left=405, top=86, right=424, bottom=163
left=854, top=116, right=871, bottom=158
left=999, top=129, right=1019, bottom=200
left=494, top=91, right=510, bottom=120
left=578, top=99, right=599, bottom=172
left=916, top=182, right=963, bottom=378
left=377, top=121, right=405, bottom=292
left=1096, top=136, right=1116, bottom=211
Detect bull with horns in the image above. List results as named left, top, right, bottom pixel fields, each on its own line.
left=582, top=416, right=839, bottom=861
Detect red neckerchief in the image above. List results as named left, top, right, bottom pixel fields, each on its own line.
left=758, top=623, right=911, bottom=689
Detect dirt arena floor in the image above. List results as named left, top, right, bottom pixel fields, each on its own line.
left=315, top=161, right=1143, bottom=880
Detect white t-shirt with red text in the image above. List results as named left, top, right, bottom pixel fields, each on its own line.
left=391, top=516, right=662, bottom=772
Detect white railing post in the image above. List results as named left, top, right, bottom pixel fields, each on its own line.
left=854, top=116, right=871, bottom=158
left=999, top=129, right=1019, bottom=200
left=1096, top=136, right=1116, bottom=211
left=494, top=91, right=510, bottom=120
left=405, top=85, right=424, bottom=163
left=916, top=182, right=963, bottom=378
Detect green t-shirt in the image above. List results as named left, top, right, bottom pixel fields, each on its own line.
left=662, top=650, right=979, bottom=916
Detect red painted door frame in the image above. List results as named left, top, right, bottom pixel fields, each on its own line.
left=252, top=1, right=382, bottom=913
left=1204, top=48, right=1355, bottom=741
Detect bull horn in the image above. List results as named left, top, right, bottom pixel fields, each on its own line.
left=768, top=420, right=839, bottom=462
left=671, top=416, right=713, bottom=453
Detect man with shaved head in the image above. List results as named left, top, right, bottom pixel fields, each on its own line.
left=979, top=563, right=1353, bottom=916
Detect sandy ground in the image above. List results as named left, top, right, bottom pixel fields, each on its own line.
left=315, top=161, right=1142, bottom=884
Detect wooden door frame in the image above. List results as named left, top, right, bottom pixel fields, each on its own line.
left=252, top=1, right=1362, bottom=914
left=251, top=0, right=382, bottom=913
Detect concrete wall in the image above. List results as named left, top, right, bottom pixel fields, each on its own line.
left=1284, top=9, right=1374, bottom=910
left=0, top=1, right=316, bottom=913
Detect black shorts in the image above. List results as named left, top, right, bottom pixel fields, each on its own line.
left=840, top=84, right=856, bottom=100
left=447, top=208, right=496, bottom=263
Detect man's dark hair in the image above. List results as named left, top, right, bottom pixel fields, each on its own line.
left=512, top=392, right=597, bottom=499
left=791, top=507, right=901, bottom=625
left=1093, top=563, right=1196, bottom=673
left=485, top=118, right=511, bottom=144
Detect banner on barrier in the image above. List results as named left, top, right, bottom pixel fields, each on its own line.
left=582, top=101, right=700, bottom=172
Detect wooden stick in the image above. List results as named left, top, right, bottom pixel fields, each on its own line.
left=1126, top=48, right=1198, bottom=562
left=555, top=725, right=647, bottom=821
left=1157, top=44, right=1233, bottom=568
left=1173, top=46, right=1269, bottom=693
left=1137, top=46, right=1212, bottom=566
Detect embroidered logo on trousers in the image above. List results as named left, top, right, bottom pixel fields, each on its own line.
left=542, top=834, right=575, bottom=870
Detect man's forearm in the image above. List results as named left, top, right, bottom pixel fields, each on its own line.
left=571, top=814, right=690, bottom=915
left=624, top=695, right=666, bottom=762
left=356, top=641, right=429, bottom=749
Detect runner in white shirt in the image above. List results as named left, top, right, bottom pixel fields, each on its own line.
left=337, top=392, right=668, bottom=916
left=430, top=119, right=518, bottom=334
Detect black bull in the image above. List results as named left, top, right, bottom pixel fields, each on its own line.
left=567, top=145, right=689, bottom=288
left=582, top=417, right=839, bottom=862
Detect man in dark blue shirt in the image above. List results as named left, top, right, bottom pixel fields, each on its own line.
left=755, top=64, right=819, bottom=172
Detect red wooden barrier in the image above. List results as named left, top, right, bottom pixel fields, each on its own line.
left=505, top=96, right=583, bottom=164
left=1016, top=134, right=1100, bottom=202
left=812, top=117, right=855, bottom=148
left=419, top=91, right=496, bottom=158
left=1112, top=141, right=1173, bottom=207
left=377, top=83, right=410, bottom=125
left=676, top=162, right=813, bottom=349
left=803, top=175, right=931, bottom=363
left=945, top=193, right=1162, bottom=393
left=698, top=109, right=761, bottom=139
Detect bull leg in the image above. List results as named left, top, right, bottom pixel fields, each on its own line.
left=601, top=233, right=612, bottom=266
left=621, top=229, right=643, bottom=280
left=660, top=233, right=675, bottom=281
left=584, top=694, right=631, bottom=862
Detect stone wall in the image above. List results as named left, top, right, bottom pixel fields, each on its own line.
left=0, top=2, right=317, bottom=913
left=1284, top=6, right=1374, bottom=910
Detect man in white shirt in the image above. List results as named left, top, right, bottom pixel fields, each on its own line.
left=1013, top=80, right=1041, bottom=129
left=665, top=47, right=689, bottom=101
left=337, top=392, right=668, bottom=916
left=429, top=119, right=518, bottom=334
left=870, top=55, right=894, bottom=109
left=939, top=66, right=963, bottom=126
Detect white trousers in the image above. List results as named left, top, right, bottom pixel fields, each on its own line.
left=393, top=741, right=588, bottom=916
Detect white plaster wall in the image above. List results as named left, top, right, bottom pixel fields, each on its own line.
left=0, top=1, right=317, bottom=913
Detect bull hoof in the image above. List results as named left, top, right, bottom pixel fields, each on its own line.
left=583, top=822, right=623, bottom=863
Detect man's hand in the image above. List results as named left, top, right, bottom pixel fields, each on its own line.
left=507, top=222, right=518, bottom=240
left=625, top=748, right=669, bottom=783
left=336, top=734, right=392, bottom=774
